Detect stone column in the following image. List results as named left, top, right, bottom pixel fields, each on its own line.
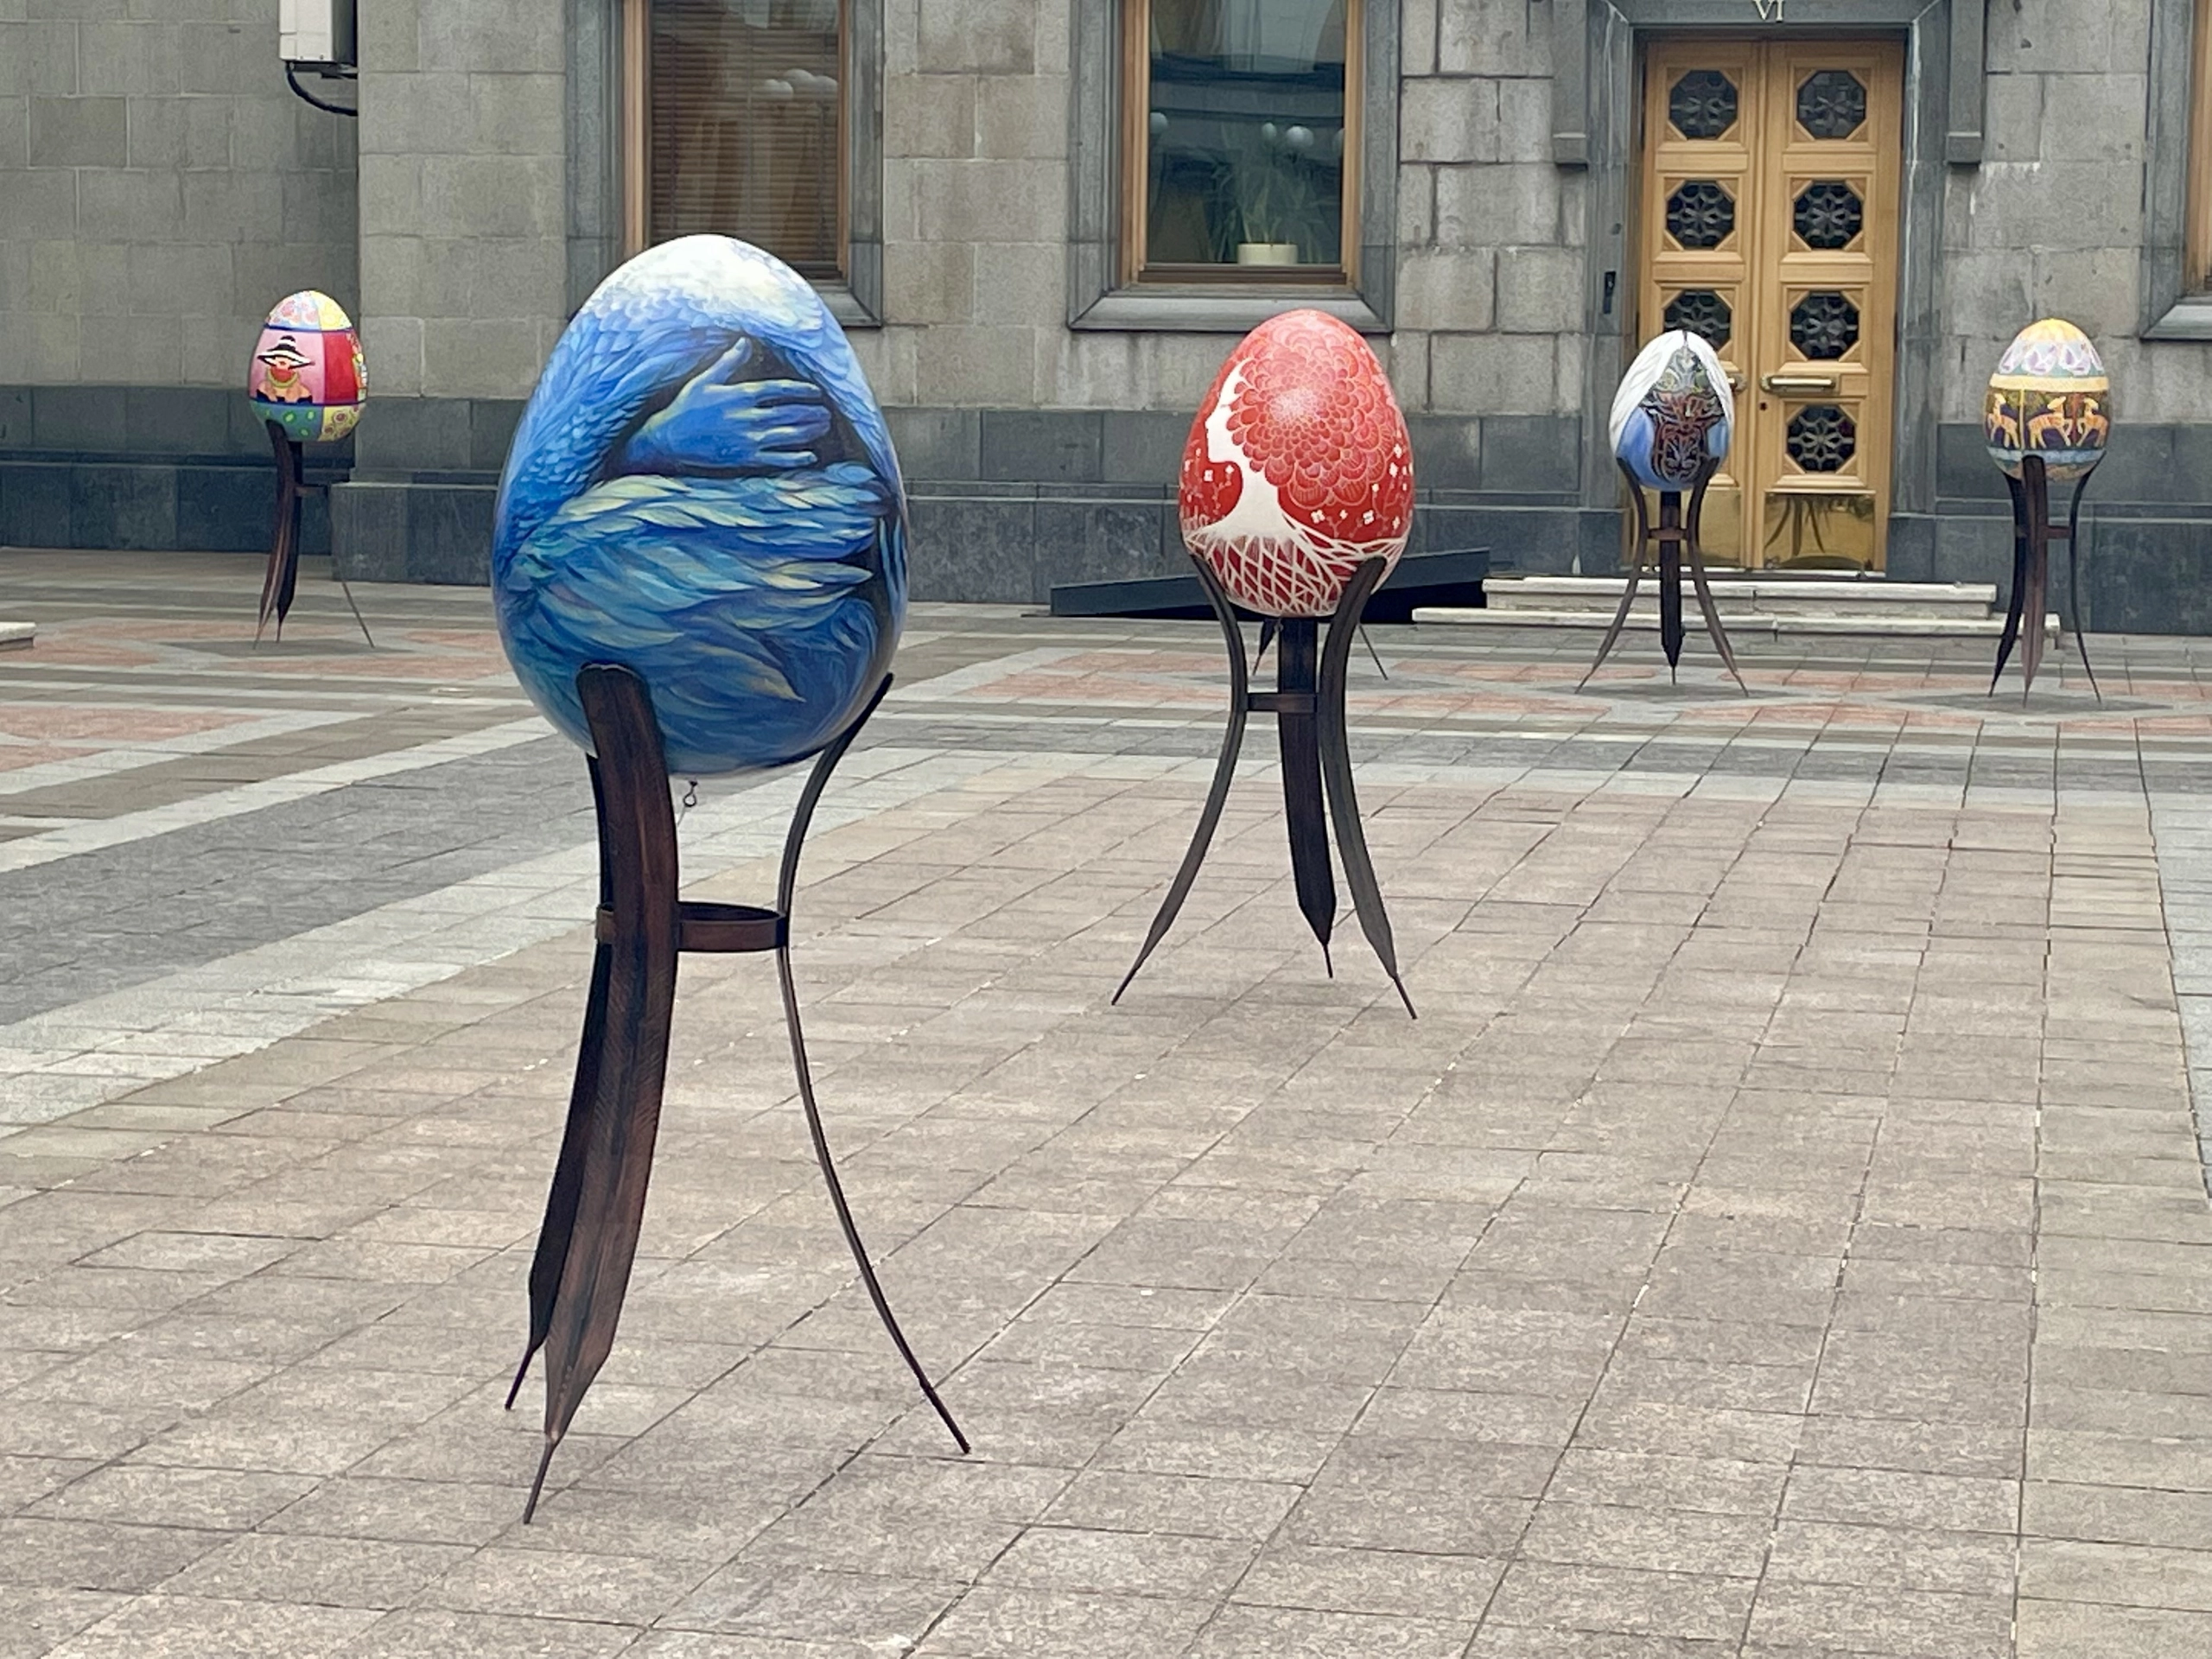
left=334, top=0, right=569, bottom=582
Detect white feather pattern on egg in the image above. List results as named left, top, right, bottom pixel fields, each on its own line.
left=1608, top=329, right=1736, bottom=455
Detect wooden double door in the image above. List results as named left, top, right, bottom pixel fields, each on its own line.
left=1636, top=37, right=1903, bottom=569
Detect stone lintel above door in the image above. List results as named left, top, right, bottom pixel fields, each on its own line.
left=1552, top=0, right=1981, bottom=169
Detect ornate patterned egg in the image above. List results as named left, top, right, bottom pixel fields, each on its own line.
left=1178, top=309, right=1414, bottom=618
left=248, top=290, right=366, bottom=443
left=1984, top=317, right=2108, bottom=480
left=1610, top=329, right=1734, bottom=492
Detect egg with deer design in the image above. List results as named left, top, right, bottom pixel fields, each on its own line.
left=1178, top=310, right=1414, bottom=618
left=1984, top=317, right=2109, bottom=481
left=247, top=290, right=366, bottom=443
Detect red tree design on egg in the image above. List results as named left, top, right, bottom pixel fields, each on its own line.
left=1179, top=309, right=1414, bottom=618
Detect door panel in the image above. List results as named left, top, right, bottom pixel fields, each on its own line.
left=1636, top=38, right=1902, bottom=571
left=1639, top=41, right=1757, bottom=564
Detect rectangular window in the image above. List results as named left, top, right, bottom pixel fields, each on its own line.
left=2191, top=0, right=2212, bottom=289
left=1122, top=0, right=1358, bottom=284
left=623, top=0, right=847, bottom=282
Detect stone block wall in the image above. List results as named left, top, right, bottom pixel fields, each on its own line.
left=0, top=0, right=357, bottom=388
left=332, top=0, right=571, bottom=579
left=353, top=0, right=569, bottom=411
left=1946, top=0, right=2212, bottom=422
left=0, top=0, right=358, bottom=554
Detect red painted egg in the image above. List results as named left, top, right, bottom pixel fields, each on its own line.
left=1178, top=309, right=1414, bottom=618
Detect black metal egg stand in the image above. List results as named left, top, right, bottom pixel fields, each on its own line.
left=257, top=418, right=374, bottom=648
left=1582, top=454, right=1745, bottom=694
left=1115, top=554, right=1415, bottom=1019
left=507, top=663, right=966, bottom=1521
left=1992, top=452, right=2101, bottom=702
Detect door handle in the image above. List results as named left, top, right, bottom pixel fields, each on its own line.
left=1761, top=372, right=1840, bottom=394
left=1723, top=366, right=1745, bottom=391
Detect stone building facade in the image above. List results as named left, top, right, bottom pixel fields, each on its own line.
left=5, top=0, right=2212, bottom=631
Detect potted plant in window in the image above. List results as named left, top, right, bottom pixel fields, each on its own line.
left=1231, top=123, right=1326, bottom=266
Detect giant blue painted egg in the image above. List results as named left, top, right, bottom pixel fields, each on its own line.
left=493, top=236, right=906, bottom=778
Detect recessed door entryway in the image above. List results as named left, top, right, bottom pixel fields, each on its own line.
left=1636, top=36, right=1903, bottom=570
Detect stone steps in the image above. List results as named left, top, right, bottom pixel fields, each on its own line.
left=0, top=622, right=33, bottom=651
left=1414, top=576, right=2059, bottom=640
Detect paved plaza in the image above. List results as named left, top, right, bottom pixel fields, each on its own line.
left=3, top=549, right=2212, bottom=1657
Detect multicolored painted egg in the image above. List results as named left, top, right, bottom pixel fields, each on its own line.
left=1984, top=317, right=2108, bottom=480
left=248, top=290, right=366, bottom=443
left=1610, top=330, right=1734, bottom=492
left=1178, top=309, right=1414, bottom=618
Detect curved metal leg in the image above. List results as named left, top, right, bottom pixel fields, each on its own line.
left=1318, top=557, right=1414, bottom=1018
left=1992, top=472, right=2032, bottom=696
left=1277, top=618, right=1337, bottom=971
left=522, top=664, right=683, bottom=1522
left=2064, top=467, right=2101, bottom=702
left=1681, top=463, right=1745, bottom=693
left=777, top=673, right=968, bottom=1456
left=1584, top=462, right=1654, bottom=689
left=1115, top=560, right=1253, bottom=1002
left=257, top=423, right=302, bottom=644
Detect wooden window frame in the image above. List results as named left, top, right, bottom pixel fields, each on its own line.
left=616, top=0, right=884, bottom=326
left=1068, top=0, right=1397, bottom=333
left=1116, top=0, right=1362, bottom=289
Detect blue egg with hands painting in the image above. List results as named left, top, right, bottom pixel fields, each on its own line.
left=493, top=235, right=905, bottom=777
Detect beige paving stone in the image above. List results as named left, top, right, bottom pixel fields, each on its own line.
left=1745, top=1579, right=2013, bottom=1656
left=2023, top=1478, right=2212, bottom=1548
left=1486, top=1560, right=1758, bottom=1641
left=1185, top=1603, right=1476, bottom=1657
left=346, top=1610, right=643, bottom=1658
left=664, top=1561, right=964, bottom=1642
left=0, top=1588, right=127, bottom=1658
left=2018, top=1535, right=2212, bottom=1611
left=26, top=1465, right=314, bottom=1531
left=37, top=1595, right=380, bottom=1658
left=0, top=1516, right=230, bottom=1592
left=9, top=570, right=2212, bottom=1650
left=2015, top=1597, right=2212, bottom=1657
left=918, top=1585, right=1217, bottom=1657
left=1779, top=1465, right=2019, bottom=1534
left=1045, top=1468, right=1302, bottom=1541
left=984, top=1524, right=1255, bottom=1599
left=1518, top=1502, right=1773, bottom=1578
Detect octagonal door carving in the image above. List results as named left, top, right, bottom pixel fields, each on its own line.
left=1637, top=39, right=1902, bottom=570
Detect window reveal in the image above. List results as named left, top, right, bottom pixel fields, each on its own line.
left=631, top=0, right=846, bottom=281
left=1128, top=0, right=1357, bottom=281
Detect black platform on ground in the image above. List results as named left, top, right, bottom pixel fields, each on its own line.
left=1993, top=453, right=2101, bottom=703
left=1050, top=546, right=1491, bottom=622
left=506, top=664, right=966, bottom=1522
left=1114, top=556, right=1416, bottom=1018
